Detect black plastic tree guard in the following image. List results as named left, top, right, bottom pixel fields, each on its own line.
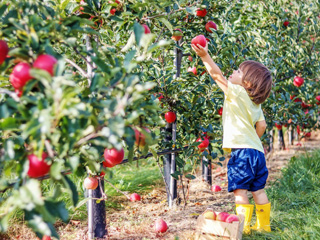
left=202, top=156, right=212, bottom=185
left=87, top=179, right=107, bottom=239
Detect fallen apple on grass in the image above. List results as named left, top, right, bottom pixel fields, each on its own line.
left=211, top=185, right=222, bottom=192
left=154, top=219, right=168, bottom=233
left=130, top=193, right=141, bottom=202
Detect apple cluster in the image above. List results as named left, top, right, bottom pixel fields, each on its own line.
left=203, top=209, right=239, bottom=223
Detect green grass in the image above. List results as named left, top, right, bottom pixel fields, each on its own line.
left=243, top=150, right=320, bottom=240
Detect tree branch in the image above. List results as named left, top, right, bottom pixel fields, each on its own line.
left=65, top=58, right=88, bottom=78
left=0, top=88, right=20, bottom=102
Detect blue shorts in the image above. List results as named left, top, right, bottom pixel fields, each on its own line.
left=227, top=148, right=268, bottom=192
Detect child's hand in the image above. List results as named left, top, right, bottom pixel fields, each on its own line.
left=191, top=42, right=208, bottom=58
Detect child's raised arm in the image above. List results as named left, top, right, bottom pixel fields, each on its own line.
left=191, top=43, right=228, bottom=93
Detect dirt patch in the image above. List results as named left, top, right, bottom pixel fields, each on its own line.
left=3, top=132, right=320, bottom=240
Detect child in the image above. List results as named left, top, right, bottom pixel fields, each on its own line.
left=192, top=42, right=272, bottom=234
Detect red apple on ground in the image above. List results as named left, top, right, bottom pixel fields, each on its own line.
left=196, top=137, right=209, bottom=152
left=33, top=54, right=57, bottom=76
left=154, top=219, right=168, bottom=233
left=134, top=127, right=151, bottom=147
left=142, top=24, right=150, bottom=34
left=130, top=193, right=141, bottom=202
left=191, top=35, right=207, bottom=48
left=188, top=66, right=197, bottom=75
left=216, top=212, right=230, bottom=222
left=9, top=62, right=33, bottom=89
left=283, top=21, right=289, bottom=27
left=83, top=177, right=98, bottom=190
left=205, top=21, right=217, bottom=33
left=275, top=123, right=282, bottom=130
left=196, top=8, right=207, bottom=17
left=226, top=214, right=239, bottom=223
left=218, top=107, right=223, bottom=116
left=27, top=153, right=51, bottom=178
left=203, top=210, right=216, bottom=220
left=0, top=40, right=9, bottom=65
left=171, top=28, right=183, bottom=41
left=293, top=76, right=304, bottom=87
left=103, top=147, right=124, bottom=167
left=165, top=111, right=176, bottom=123
left=211, top=185, right=222, bottom=192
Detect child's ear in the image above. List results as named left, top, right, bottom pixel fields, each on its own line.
left=243, top=80, right=252, bottom=88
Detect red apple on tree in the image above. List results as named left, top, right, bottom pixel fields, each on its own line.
left=218, top=107, right=223, bottom=116
left=283, top=21, right=289, bottom=27
left=205, top=21, right=217, bottom=33
left=142, top=24, right=151, bottom=34
left=196, top=137, right=209, bottom=152
left=103, top=147, right=124, bottom=167
left=293, top=76, right=304, bottom=87
left=134, top=127, right=151, bottom=147
left=33, top=54, right=57, bottom=76
left=110, top=8, right=116, bottom=15
left=171, top=28, right=183, bottom=41
left=130, top=193, right=141, bottom=201
left=83, top=177, right=98, bottom=190
left=0, top=40, right=9, bottom=65
left=275, top=123, right=282, bottom=130
left=27, top=153, right=51, bottom=178
left=196, top=8, right=207, bottom=17
left=191, top=35, right=207, bottom=48
left=9, top=62, right=33, bottom=89
left=188, top=66, right=197, bottom=75
left=165, top=111, right=176, bottom=123
left=188, top=56, right=193, bottom=62
left=154, top=219, right=168, bottom=233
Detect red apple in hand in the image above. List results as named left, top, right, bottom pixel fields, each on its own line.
left=205, top=21, right=217, bottom=33
left=216, top=212, right=230, bottom=222
left=154, top=219, right=168, bottom=233
left=27, top=153, right=51, bottom=178
left=196, top=137, right=209, bottom=152
left=196, top=8, right=207, bottom=17
left=9, top=62, right=33, bottom=89
left=0, top=40, right=9, bottom=65
left=171, top=29, right=183, bottom=41
left=188, top=66, right=197, bottom=75
left=130, top=193, right=141, bottom=201
left=225, top=214, right=239, bottom=223
left=103, top=148, right=124, bottom=167
left=165, top=111, right=176, bottom=123
left=191, top=35, right=207, bottom=48
left=142, top=24, right=151, bottom=34
left=84, top=177, right=98, bottom=190
left=33, top=54, right=57, bottom=76
left=293, top=76, right=304, bottom=87
left=283, top=21, right=289, bottom=27
left=211, top=185, right=222, bottom=192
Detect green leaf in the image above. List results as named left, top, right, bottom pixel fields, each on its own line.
left=158, top=17, right=173, bottom=33
left=133, top=22, right=144, bottom=46
left=44, top=200, right=69, bottom=222
left=185, top=174, right=196, bottom=180
left=62, top=175, right=79, bottom=207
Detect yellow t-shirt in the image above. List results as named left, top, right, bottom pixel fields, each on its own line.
left=222, top=81, right=265, bottom=153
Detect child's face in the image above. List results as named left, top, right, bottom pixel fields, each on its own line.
left=228, top=69, right=244, bottom=86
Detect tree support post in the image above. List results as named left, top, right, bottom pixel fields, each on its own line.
left=202, top=156, right=212, bottom=185
left=278, top=129, right=285, bottom=150
left=87, top=180, right=107, bottom=239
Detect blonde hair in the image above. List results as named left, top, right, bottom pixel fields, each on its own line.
left=239, top=60, right=272, bottom=105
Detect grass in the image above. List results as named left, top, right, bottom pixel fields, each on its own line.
left=243, top=149, right=320, bottom=240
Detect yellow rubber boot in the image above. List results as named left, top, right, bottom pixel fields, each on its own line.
left=236, top=204, right=254, bottom=234
left=251, top=202, right=271, bottom=232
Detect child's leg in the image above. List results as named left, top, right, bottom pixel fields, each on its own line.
left=234, top=189, right=253, bottom=234
left=251, top=189, right=271, bottom=232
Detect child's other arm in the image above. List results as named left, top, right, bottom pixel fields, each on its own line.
left=191, top=44, right=228, bottom=94
left=256, top=120, right=267, bottom=138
